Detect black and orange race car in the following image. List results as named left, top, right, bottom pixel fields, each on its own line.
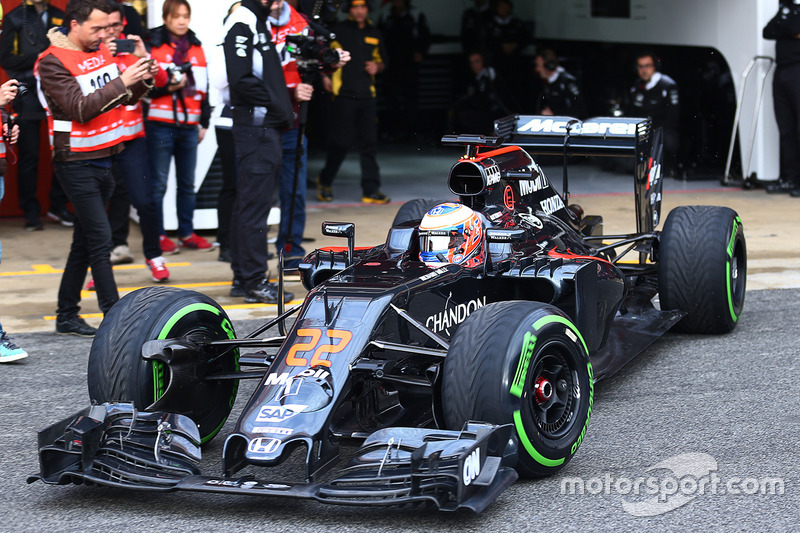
left=29, top=115, right=746, bottom=513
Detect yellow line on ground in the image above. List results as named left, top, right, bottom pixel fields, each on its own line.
left=43, top=300, right=304, bottom=321
left=1, top=262, right=193, bottom=276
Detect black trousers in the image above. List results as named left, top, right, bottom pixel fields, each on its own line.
left=215, top=125, right=238, bottom=252
left=55, top=160, right=118, bottom=318
left=16, top=117, right=69, bottom=224
left=319, top=96, right=381, bottom=195
left=230, top=123, right=281, bottom=290
left=773, top=64, right=800, bottom=185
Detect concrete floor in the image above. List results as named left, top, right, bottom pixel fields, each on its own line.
left=1, top=144, right=797, bottom=334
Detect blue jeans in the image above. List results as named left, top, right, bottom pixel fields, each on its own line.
left=112, top=137, right=162, bottom=259
left=0, top=176, right=4, bottom=262
left=55, top=160, right=118, bottom=318
left=146, top=121, right=199, bottom=238
left=276, top=127, right=306, bottom=257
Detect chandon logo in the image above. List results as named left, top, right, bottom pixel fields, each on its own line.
left=426, top=296, right=486, bottom=335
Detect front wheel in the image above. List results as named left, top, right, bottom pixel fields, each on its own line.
left=442, top=301, right=594, bottom=477
left=87, top=287, right=239, bottom=444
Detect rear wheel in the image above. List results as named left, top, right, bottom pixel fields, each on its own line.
left=442, top=301, right=593, bottom=477
left=392, top=198, right=449, bottom=226
left=659, top=206, right=746, bottom=333
left=87, top=287, right=239, bottom=444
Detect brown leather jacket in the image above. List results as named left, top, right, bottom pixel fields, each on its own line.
left=36, top=27, right=152, bottom=161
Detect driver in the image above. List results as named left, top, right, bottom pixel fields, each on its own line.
left=418, top=203, right=485, bottom=267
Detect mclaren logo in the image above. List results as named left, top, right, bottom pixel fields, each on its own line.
left=518, top=118, right=637, bottom=137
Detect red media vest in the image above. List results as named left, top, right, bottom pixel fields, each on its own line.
left=38, top=43, right=126, bottom=153
left=148, top=41, right=208, bottom=126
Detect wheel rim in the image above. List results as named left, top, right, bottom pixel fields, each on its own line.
left=528, top=341, right=577, bottom=440
left=729, top=239, right=745, bottom=312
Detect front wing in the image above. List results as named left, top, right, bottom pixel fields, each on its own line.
left=28, top=403, right=518, bottom=514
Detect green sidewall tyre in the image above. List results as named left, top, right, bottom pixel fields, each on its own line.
left=443, top=301, right=593, bottom=477
left=87, top=287, right=238, bottom=444
left=659, top=206, right=746, bottom=333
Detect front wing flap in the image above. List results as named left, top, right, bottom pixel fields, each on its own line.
left=29, top=404, right=518, bottom=513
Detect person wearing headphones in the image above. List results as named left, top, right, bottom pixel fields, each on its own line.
left=625, top=51, right=680, bottom=176
left=533, top=48, right=585, bottom=118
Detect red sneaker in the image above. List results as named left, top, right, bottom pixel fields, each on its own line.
left=85, top=278, right=95, bottom=291
left=179, top=232, right=213, bottom=251
left=160, top=235, right=180, bottom=255
left=146, top=256, right=170, bottom=283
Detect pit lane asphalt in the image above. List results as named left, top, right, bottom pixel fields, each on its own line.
left=1, top=287, right=797, bottom=531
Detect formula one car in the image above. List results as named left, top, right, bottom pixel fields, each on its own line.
left=30, top=115, right=746, bottom=513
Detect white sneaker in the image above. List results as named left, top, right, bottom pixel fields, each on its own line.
left=110, top=244, right=134, bottom=265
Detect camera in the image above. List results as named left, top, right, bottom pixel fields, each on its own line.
left=167, top=62, right=193, bottom=85
left=15, top=82, right=30, bottom=98
left=285, top=34, right=341, bottom=71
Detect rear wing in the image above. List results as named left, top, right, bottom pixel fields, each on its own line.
left=494, top=115, right=664, bottom=235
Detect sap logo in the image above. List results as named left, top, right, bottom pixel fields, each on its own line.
left=76, top=56, right=105, bottom=72
left=540, top=194, right=565, bottom=215
left=255, top=404, right=308, bottom=423
left=426, top=296, right=486, bottom=335
left=518, top=118, right=637, bottom=137
left=485, top=164, right=501, bottom=186
left=248, top=437, right=281, bottom=455
left=519, top=174, right=547, bottom=195
left=463, top=447, right=481, bottom=486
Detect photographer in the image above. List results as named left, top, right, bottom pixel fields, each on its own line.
left=104, top=0, right=171, bottom=283
left=0, top=0, right=72, bottom=230
left=269, top=0, right=349, bottom=267
left=146, top=0, right=212, bottom=254
left=223, top=0, right=296, bottom=304
left=36, top=0, right=156, bottom=336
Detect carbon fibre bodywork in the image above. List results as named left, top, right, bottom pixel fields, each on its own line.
left=31, top=116, right=687, bottom=512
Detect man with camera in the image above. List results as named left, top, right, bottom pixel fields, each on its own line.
left=36, top=0, right=156, bottom=336
left=223, top=0, right=298, bottom=304
left=104, top=0, right=171, bottom=283
left=0, top=0, right=73, bottom=230
left=268, top=0, right=349, bottom=268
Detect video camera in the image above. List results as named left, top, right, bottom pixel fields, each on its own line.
left=285, top=34, right=341, bottom=71
left=288, top=0, right=345, bottom=77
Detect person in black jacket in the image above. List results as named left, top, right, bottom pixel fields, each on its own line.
left=763, top=0, right=800, bottom=195
left=625, top=51, right=681, bottom=176
left=0, top=0, right=72, bottom=230
left=223, top=0, right=295, bottom=304
left=534, top=49, right=585, bottom=118
left=317, top=0, right=389, bottom=204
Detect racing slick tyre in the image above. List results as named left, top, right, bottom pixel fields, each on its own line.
left=87, top=287, right=239, bottom=444
left=658, top=206, right=746, bottom=333
left=392, top=198, right=449, bottom=226
left=442, top=301, right=593, bottom=478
